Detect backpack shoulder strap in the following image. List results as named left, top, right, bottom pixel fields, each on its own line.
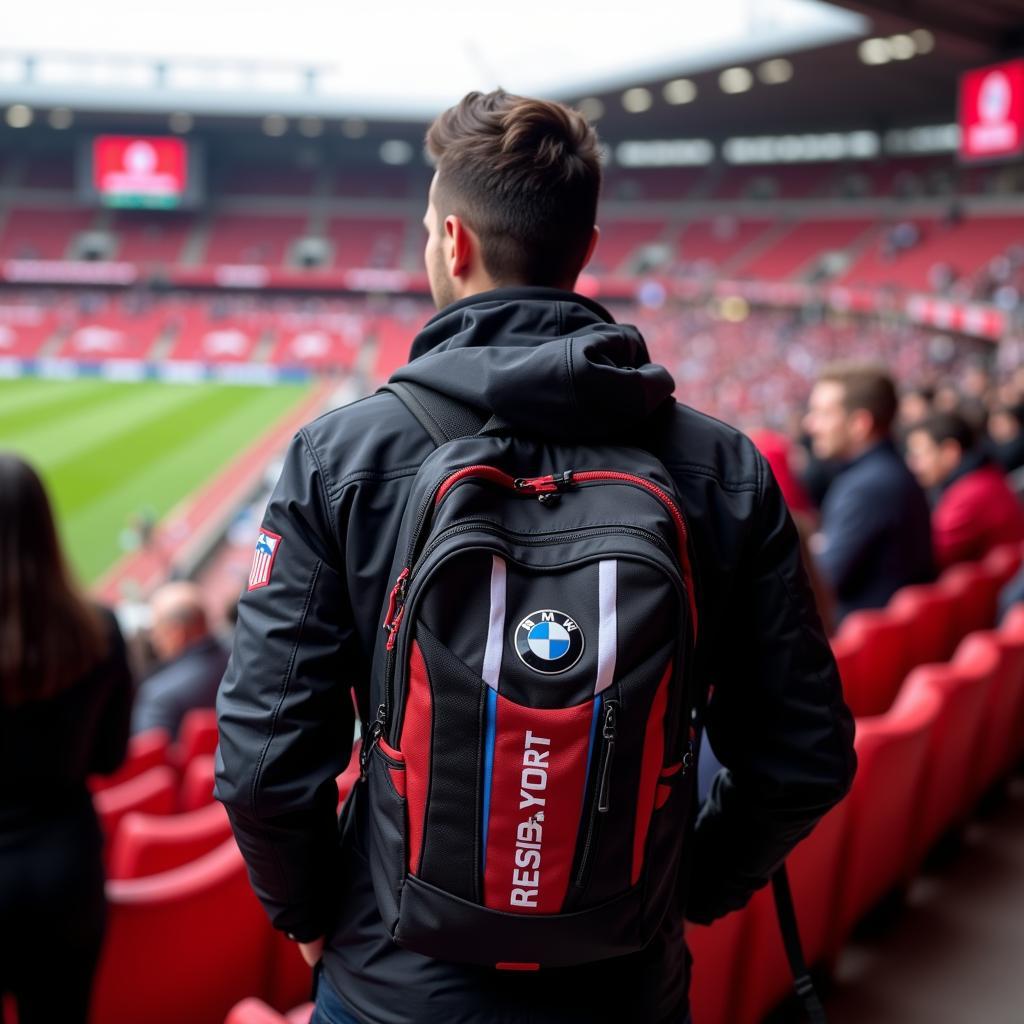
left=380, top=381, right=488, bottom=448
left=772, top=865, right=828, bottom=1023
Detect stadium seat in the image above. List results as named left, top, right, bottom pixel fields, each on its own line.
left=834, top=609, right=908, bottom=716
left=94, top=765, right=177, bottom=842
left=174, top=707, right=220, bottom=768
left=955, top=632, right=1018, bottom=804
left=686, top=907, right=749, bottom=1024
left=224, top=1000, right=313, bottom=1024
left=107, top=800, right=232, bottom=880
left=940, top=562, right=1000, bottom=639
left=337, top=738, right=361, bottom=809
left=897, top=662, right=992, bottom=866
left=91, top=840, right=272, bottom=1024
left=180, top=753, right=218, bottom=812
left=89, top=727, right=170, bottom=794
left=835, top=686, right=942, bottom=940
left=733, top=799, right=851, bottom=1024
left=888, top=583, right=959, bottom=667
left=1000, top=604, right=1024, bottom=764
left=982, top=541, right=1024, bottom=593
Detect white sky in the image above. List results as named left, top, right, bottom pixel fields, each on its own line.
left=2, top=0, right=867, bottom=114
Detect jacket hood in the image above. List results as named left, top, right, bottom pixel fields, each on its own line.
left=390, top=286, right=676, bottom=442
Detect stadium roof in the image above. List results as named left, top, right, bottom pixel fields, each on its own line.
left=0, top=0, right=868, bottom=118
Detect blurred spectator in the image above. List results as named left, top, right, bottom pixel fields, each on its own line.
left=989, top=402, right=1024, bottom=474
left=898, top=385, right=934, bottom=432
left=999, top=565, right=1024, bottom=622
left=130, top=581, right=228, bottom=737
left=804, top=363, right=934, bottom=622
left=0, top=454, right=133, bottom=1024
left=905, top=412, right=1024, bottom=570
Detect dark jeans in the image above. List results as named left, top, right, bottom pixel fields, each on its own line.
left=310, top=967, right=362, bottom=1024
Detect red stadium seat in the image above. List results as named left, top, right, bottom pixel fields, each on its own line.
left=897, top=662, right=991, bottom=866
left=734, top=799, right=851, bottom=1024
left=834, top=609, right=909, bottom=716
left=89, top=728, right=170, bottom=794
left=955, top=632, right=1017, bottom=804
left=107, top=801, right=232, bottom=880
left=888, top=583, right=960, bottom=668
left=982, top=541, right=1024, bottom=592
left=835, top=686, right=942, bottom=940
left=337, top=738, right=361, bottom=810
left=1000, top=604, right=1024, bottom=763
left=94, top=765, right=177, bottom=842
left=91, top=840, right=272, bottom=1024
left=686, top=907, right=749, bottom=1024
left=940, top=562, right=1000, bottom=638
left=224, top=1001, right=313, bottom=1024
left=180, top=753, right=218, bottom=812
left=174, top=707, right=219, bottom=768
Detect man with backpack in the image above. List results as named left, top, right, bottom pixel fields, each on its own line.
left=216, top=90, right=856, bottom=1024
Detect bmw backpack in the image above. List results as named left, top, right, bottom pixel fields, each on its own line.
left=359, top=380, right=700, bottom=970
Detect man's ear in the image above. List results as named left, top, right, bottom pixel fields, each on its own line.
left=580, top=225, right=600, bottom=271
left=446, top=214, right=475, bottom=279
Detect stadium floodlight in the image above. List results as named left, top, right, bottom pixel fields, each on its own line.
left=168, top=112, right=194, bottom=134
left=858, top=38, right=891, bottom=65
left=888, top=34, right=916, bottom=61
left=621, top=88, right=653, bottom=113
left=663, top=79, right=697, bottom=105
left=757, top=59, right=793, bottom=85
left=341, top=118, right=367, bottom=139
left=719, top=67, right=753, bottom=94
left=577, top=98, right=605, bottom=122
left=380, top=140, right=413, bottom=165
left=299, top=116, right=324, bottom=138
left=47, top=107, right=73, bottom=130
left=5, top=104, right=33, bottom=129
left=262, top=114, right=288, bottom=137
left=911, top=28, right=934, bottom=54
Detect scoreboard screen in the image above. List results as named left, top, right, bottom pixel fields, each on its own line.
left=959, top=59, right=1024, bottom=163
left=81, top=135, right=203, bottom=209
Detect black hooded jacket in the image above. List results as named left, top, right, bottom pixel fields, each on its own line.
left=215, top=287, right=855, bottom=1024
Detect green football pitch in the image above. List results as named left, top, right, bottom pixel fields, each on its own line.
left=0, top=376, right=312, bottom=584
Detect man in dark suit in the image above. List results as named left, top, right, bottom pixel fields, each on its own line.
left=131, top=582, right=228, bottom=737
left=804, top=363, right=935, bottom=623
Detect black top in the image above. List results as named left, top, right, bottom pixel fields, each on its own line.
left=216, top=287, right=856, bottom=1024
left=817, top=439, right=935, bottom=623
left=0, top=606, right=133, bottom=843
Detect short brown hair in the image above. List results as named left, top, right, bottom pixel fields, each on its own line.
left=426, top=89, right=602, bottom=287
left=818, top=362, right=898, bottom=436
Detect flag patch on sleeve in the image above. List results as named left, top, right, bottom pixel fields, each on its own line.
left=248, top=528, right=282, bottom=590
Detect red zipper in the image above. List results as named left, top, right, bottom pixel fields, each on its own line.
left=431, top=465, right=698, bottom=637
left=382, top=567, right=410, bottom=649
left=572, top=471, right=698, bottom=637
left=435, top=465, right=517, bottom=504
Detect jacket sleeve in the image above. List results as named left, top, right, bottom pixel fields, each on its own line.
left=931, top=487, right=976, bottom=570
left=88, top=609, right=134, bottom=776
left=685, top=456, right=856, bottom=924
left=215, top=430, right=358, bottom=941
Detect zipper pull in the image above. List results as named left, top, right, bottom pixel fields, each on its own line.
left=597, top=700, right=618, bottom=813
left=382, top=568, right=410, bottom=633
left=360, top=704, right=388, bottom=778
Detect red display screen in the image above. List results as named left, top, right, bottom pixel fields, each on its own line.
left=92, top=135, right=189, bottom=208
left=959, top=59, right=1024, bottom=163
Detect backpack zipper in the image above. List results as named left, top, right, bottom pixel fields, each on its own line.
left=576, top=698, right=618, bottom=887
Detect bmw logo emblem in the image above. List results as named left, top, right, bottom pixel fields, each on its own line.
left=515, top=610, right=585, bottom=675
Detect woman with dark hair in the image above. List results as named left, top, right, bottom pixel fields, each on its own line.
left=0, top=453, right=133, bottom=1024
